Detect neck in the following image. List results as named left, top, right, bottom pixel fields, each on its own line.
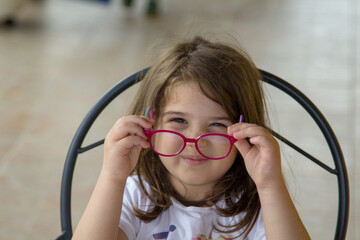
left=168, top=174, right=215, bottom=203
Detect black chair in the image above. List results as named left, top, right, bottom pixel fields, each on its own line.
left=55, top=68, right=349, bottom=240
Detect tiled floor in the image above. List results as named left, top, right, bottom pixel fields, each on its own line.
left=0, top=0, right=358, bottom=239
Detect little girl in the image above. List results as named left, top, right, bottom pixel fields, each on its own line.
left=72, top=36, right=310, bottom=240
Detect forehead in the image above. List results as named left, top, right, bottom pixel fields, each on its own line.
left=163, top=80, right=213, bottom=104
left=165, top=81, right=200, bottom=102
left=161, top=82, right=229, bottom=117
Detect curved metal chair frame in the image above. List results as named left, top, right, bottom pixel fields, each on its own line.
left=55, top=68, right=349, bottom=240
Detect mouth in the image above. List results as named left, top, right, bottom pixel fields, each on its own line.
left=181, top=155, right=209, bottom=166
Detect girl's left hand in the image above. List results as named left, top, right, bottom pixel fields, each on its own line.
left=227, top=123, right=283, bottom=191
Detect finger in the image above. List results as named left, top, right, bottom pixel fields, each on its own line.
left=229, top=124, right=277, bottom=153
left=230, top=124, right=270, bottom=141
left=126, top=115, right=155, bottom=128
left=234, top=138, right=252, bottom=158
left=227, top=123, right=258, bottom=135
left=109, top=123, right=147, bottom=142
left=249, top=135, right=277, bottom=150
left=117, top=135, right=150, bottom=151
left=108, top=116, right=154, bottom=141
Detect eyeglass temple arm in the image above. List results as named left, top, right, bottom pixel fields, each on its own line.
left=145, top=106, right=154, bottom=119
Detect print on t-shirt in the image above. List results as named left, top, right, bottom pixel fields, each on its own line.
left=152, top=224, right=236, bottom=240
left=153, top=224, right=176, bottom=239
left=192, top=235, right=235, bottom=240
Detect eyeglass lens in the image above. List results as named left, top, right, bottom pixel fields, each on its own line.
left=151, top=132, right=232, bottom=159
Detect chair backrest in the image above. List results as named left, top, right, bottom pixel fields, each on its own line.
left=55, top=68, right=349, bottom=240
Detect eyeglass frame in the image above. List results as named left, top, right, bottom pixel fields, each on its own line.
left=143, top=107, right=243, bottom=160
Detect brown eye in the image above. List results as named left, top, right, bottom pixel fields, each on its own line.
left=170, top=118, right=187, bottom=124
left=210, top=122, right=227, bottom=128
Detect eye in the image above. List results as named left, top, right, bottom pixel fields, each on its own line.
left=170, top=118, right=187, bottom=124
left=210, top=122, right=227, bottom=128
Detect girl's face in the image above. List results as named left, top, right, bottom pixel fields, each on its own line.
left=155, top=82, right=238, bottom=201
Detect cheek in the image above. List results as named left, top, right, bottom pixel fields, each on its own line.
left=158, top=155, right=177, bottom=172
left=227, top=144, right=238, bottom=158
left=225, top=147, right=238, bottom=166
left=152, top=132, right=184, bottom=156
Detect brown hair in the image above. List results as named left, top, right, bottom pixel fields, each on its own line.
left=129, top=36, right=266, bottom=238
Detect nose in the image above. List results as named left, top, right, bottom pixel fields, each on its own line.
left=182, top=129, right=204, bottom=152
left=184, top=127, right=204, bottom=139
left=182, top=128, right=202, bottom=143
left=182, top=139, right=199, bottom=156
left=183, top=137, right=197, bottom=148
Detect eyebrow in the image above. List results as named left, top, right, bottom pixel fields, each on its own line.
left=161, top=111, right=186, bottom=117
left=162, top=111, right=232, bottom=122
left=211, top=116, right=233, bottom=122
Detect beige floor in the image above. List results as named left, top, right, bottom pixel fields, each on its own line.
left=0, top=0, right=359, bottom=239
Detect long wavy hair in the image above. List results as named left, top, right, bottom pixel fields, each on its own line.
left=128, top=36, right=267, bottom=238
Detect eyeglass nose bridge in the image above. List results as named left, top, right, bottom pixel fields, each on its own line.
left=181, top=136, right=207, bottom=156
left=181, top=137, right=198, bottom=151
left=183, top=137, right=197, bottom=144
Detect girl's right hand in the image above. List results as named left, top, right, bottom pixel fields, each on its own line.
left=102, top=115, right=154, bottom=182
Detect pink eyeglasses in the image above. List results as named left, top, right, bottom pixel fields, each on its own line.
left=143, top=107, right=243, bottom=160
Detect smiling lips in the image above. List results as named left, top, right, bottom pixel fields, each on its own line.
left=182, top=155, right=209, bottom=166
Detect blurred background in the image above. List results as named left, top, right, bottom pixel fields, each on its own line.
left=0, top=0, right=358, bottom=239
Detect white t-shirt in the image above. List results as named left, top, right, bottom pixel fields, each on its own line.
left=119, top=176, right=266, bottom=240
